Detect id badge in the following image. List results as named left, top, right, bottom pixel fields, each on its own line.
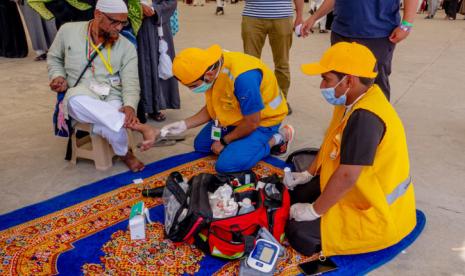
left=89, top=80, right=110, bottom=96
left=211, top=125, right=221, bottom=141
left=108, top=74, right=121, bottom=87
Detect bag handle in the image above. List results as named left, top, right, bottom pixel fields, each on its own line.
left=166, top=177, right=188, bottom=205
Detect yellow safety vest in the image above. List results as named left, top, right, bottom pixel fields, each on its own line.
left=315, top=85, right=417, bottom=256
left=205, top=51, right=288, bottom=127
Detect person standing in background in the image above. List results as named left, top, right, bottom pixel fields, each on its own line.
left=459, top=0, right=465, bottom=18
left=301, top=0, right=417, bottom=101
left=425, top=0, right=439, bottom=19
left=18, top=0, right=57, bottom=61
left=443, top=0, right=459, bottom=20
left=0, top=0, right=28, bottom=58
left=241, top=0, right=305, bottom=115
left=216, top=0, right=224, bottom=15
left=137, top=0, right=180, bottom=123
left=309, top=0, right=328, bottom=33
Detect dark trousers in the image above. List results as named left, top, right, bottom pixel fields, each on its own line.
left=444, top=0, right=458, bottom=19
left=285, top=176, right=322, bottom=256
left=331, top=32, right=395, bottom=101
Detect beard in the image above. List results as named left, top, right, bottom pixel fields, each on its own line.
left=100, top=30, right=119, bottom=45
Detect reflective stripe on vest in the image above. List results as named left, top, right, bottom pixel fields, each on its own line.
left=222, top=68, right=234, bottom=81
left=268, top=93, right=283, bottom=109
left=386, top=176, right=412, bottom=205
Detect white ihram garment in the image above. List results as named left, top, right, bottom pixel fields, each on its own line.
left=68, top=95, right=129, bottom=156
left=311, top=0, right=327, bottom=31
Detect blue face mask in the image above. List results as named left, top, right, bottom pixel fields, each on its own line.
left=192, top=82, right=213, bottom=93
left=321, top=76, right=349, bottom=106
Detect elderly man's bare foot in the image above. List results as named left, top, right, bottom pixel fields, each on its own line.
left=129, top=123, right=160, bottom=151
left=120, top=150, right=145, bottom=172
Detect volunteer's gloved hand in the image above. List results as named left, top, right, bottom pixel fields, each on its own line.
left=284, top=170, right=313, bottom=190
left=160, top=120, right=187, bottom=136
left=290, top=203, right=321, bottom=222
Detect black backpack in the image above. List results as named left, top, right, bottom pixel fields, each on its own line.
left=285, top=147, right=319, bottom=172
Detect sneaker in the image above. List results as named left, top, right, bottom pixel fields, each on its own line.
left=287, top=102, right=293, bottom=115
left=271, top=124, right=295, bottom=157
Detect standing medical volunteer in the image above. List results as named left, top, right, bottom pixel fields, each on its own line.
left=284, top=42, right=417, bottom=257
left=161, top=45, right=294, bottom=173
left=47, top=0, right=158, bottom=172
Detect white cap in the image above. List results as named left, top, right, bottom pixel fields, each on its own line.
left=96, top=0, right=128, bottom=14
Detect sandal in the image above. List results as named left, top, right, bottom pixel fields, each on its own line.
left=149, top=112, right=166, bottom=122
left=34, top=53, right=47, bottom=61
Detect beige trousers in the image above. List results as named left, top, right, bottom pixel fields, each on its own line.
left=241, top=16, right=293, bottom=98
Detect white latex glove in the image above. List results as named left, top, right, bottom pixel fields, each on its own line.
left=290, top=203, right=320, bottom=222
left=284, top=171, right=313, bottom=190
left=160, top=120, right=187, bottom=136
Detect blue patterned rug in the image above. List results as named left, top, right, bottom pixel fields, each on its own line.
left=0, top=152, right=425, bottom=275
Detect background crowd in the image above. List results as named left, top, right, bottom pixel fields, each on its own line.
left=1, top=0, right=464, bottom=110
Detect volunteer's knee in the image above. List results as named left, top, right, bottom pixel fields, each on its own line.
left=215, top=153, right=252, bottom=173
left=193, top=134, right=212, bottom=153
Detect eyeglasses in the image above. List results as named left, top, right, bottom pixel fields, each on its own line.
left=102, top=13, right=129, bottom=27
left=186, top=61, right=222, bottom=89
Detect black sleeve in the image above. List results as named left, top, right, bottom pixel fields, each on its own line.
left=340, top=109, right=386, bottom=166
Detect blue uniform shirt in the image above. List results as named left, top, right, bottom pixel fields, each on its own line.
left=332, top=0, right=401, bottom=39
left=234, top=69, right=265, bottom=116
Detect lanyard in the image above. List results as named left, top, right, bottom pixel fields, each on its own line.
left=86, top=23, right=114, bottom=75
left=90, top=41, right=113, bottom=75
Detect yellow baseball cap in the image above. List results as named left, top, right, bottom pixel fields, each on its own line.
left=173, top=44, right=223, bottom=85
left=301, top=42, right=378, bottom=78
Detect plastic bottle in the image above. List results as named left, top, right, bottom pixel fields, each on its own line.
left=283, top=167, right=294, bottom=189
left=238, top=198, right=255, bottom=215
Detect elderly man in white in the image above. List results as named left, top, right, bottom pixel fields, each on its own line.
left=47, top=0, right=158, bottom=172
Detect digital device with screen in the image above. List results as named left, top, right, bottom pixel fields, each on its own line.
left=246, top=239, right=280, bottom=273
left=298, top=258, right=338, bottom=275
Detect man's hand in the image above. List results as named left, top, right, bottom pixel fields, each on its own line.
left=284, top=170, right=313, bottom=190
left=119, top=106, right=138, bottom=127
left=301, top=17, right=316, bottom=38
left=211, top=141, right=224, bottom=155
left=142, top=4, right=155, bottom=17
left=389, top=26, right=410, bottom=44
left=160, top=120, right=188, bottom=136
left=49, top=76, right=68, bottom=93
left=294, top=16, right=304, bottom=29
left=290, top=203, right=320, bottom=222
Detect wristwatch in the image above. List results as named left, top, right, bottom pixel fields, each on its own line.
left=220, top=137, right=229, bottom=146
